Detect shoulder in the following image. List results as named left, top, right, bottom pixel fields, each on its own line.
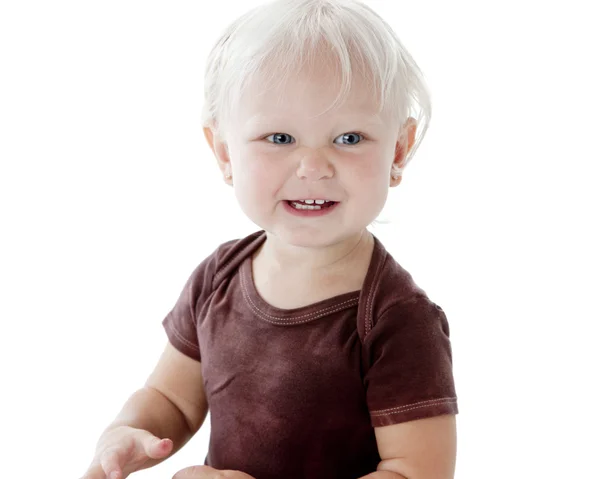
left=369, top=295, right=451, bottom=345
left=169, top=230, right=265, bottom=310
left=187, top=230, right=266, bottom=287
left=212, top=230, right=265, bottom=278
left=360, top=236, right=437, bottom=338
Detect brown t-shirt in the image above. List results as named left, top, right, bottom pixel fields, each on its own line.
left=162, top=230, right=458, bottom=479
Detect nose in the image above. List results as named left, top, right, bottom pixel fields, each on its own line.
left=296, top=150, right=334, bottom=181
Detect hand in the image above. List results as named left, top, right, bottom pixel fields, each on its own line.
left=172, top=465, right=256, bottom=479
left=79, top=426, right=173, bottom=479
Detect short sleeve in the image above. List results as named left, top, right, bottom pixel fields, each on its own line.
left=363, top=295, right=459, bottom=426
left=162, top=251, right=220, bottom=362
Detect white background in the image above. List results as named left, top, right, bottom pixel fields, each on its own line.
left=1, top=1, right=598, bottom=478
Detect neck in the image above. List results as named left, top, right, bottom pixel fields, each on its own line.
left=257, top=229, right=374, bottom=275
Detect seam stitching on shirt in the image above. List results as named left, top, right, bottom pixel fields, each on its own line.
left=371, top=397, right=457, bottom=416
left=364, top=252, right=386, bottom=338
left=249, top=301, right=359, bottom=325
left=166, top=321, right=200, bottom=351
left=364, top=295, right=428, bottom=350
left=186, top=272, right=197, bottom=330
left=241, top=270, right=358, bottom=323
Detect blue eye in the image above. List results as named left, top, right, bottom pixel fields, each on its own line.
left=334, top=132, right=363, bottom=145
left=265, top=132, right=364, bottom=145
left=266, top=133, right=294, bottom=144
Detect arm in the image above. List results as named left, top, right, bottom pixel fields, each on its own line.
left=359, top=414, right=457, bottom=479
left=94, top=341, right=209, bottom=471
left=100, top=386, right=193, bottom=470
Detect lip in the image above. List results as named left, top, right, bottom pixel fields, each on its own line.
left=282, top=200, right=340, bottom=217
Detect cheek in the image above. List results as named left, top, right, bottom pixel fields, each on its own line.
left=346, top=151, right=390, bottom=206
left=250, top=152, right=280, bottom=186
left=349, top=150, right=390, bottom=185
left=232, top=148, right=280, bottom=199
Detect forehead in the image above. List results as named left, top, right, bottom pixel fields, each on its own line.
left=237, top=60, right=381, bottom=123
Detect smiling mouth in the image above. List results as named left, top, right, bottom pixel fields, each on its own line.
left=286, top=200, right=338, bottom=210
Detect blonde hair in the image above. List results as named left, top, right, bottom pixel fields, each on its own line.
left=201, top=0, right=432, bottom=174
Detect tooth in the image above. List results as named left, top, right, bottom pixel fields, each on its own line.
left=315, top=200, right=325, bottom=204
left=291, top=202, right=321, bottom=210
left=304, top=199, right=314, bottom=204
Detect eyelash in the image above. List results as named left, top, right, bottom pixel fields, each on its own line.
left=263, top=132, right=366, bottom=146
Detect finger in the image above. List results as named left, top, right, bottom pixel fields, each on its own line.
left=99, top=447, right=126, bottom=479
left=143, top=436, right=173, bottom=459
left=172, top=465, right=221, bottom=479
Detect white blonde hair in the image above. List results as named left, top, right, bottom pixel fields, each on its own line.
left=201, top=0, right=432, bottom=173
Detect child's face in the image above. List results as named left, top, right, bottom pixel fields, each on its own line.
left=206, top=64, right=414, bottom=248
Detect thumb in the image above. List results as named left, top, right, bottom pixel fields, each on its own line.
left=140, top=432, right=173, bottom=459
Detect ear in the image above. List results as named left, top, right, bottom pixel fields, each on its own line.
left=390, top=117, right=417, bottom=187
left=203, top=126, right=233, bottom=185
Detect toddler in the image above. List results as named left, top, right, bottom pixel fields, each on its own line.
left=80, top=1, right=459, bottom=478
